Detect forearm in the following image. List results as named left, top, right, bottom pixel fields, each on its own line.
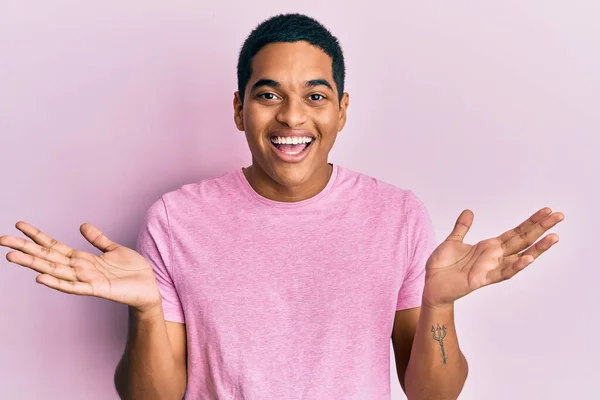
left=404, top=302, right=468, bottom=400
left=114, top=305, right=186, bottom=400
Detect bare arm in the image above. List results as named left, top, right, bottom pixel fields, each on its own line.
left=391, top=308, right=418, bottom=392
left=114, top=306, right=187, bottom=400
left=393, top=305, right=468, bottom=400
left=396, top=207, right=563, bottom=398
left=0, top=221, right=188, bottom=400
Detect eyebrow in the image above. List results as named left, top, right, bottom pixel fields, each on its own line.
left=250, top=78, right=334, bottom=92
left=251, top=79, right=280, bottom=91
left=305, top=79, right=333, bottom=90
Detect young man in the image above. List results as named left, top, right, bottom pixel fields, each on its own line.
left=0, top=13, right=564, bottom=400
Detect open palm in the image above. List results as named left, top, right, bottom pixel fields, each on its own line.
left=422, top=207, right=564, bottom=307
left=0, top=221, right=161, bottom=311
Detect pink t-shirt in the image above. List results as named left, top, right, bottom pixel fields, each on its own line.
left=136, top=164, right=436, bottom=399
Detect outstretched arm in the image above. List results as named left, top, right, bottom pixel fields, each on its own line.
left=1, top=221, right=187, bottom=399
left=394, top=304, right=468, bottom=400
left=396, top=207, right=563, bottom=399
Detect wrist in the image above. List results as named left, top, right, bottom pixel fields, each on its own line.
left=130, top=301, right=164, bottom=322
left=421, top=294, right=455, bottom=310
left=422, top=277, right=459, bottom=310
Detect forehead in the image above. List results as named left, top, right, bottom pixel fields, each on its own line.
left=250, top=41, right=334, bottom=85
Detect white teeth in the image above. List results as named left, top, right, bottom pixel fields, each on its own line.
left=270, top=136, right=313, bottom=145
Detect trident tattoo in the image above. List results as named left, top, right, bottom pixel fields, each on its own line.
left=431, top=324, right=448, bottom=364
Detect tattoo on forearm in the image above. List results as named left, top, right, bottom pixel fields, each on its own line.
left=431, top=324, right=448, bottom=364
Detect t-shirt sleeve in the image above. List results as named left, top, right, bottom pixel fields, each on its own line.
left=396, top=192, right=437, bottom=311
left=135, top=197, right=185, bottom=323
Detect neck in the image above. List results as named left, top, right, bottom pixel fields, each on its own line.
left=242, top=162, right=333, bottom=203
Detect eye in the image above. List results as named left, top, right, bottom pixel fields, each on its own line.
left=258, top=92, right=280, bottom=101
left=309, top=94, right=326, bottom=102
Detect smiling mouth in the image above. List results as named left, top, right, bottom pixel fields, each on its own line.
left=269, top=136, right=314, bottom=155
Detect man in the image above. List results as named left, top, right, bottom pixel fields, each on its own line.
left=0, top=13, right=563, bottom=400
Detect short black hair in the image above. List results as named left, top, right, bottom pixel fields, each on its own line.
left=237, top=13, right=345, bottom=104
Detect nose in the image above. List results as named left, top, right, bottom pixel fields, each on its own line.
left=275, top=97, right=308, bottom=128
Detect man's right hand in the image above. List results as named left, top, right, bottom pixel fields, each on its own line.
left=0, top=221, right=161, bottom=313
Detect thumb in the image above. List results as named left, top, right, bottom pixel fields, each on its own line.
left=445, top=209, right=474, bottom=242
left=80, top=223, right=120, bottom=252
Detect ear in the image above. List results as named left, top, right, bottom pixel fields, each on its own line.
left=233, top=91, right=244, bottom=131
left=337, top=92, right=350, bottom=132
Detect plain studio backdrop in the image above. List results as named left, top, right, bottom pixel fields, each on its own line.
left=0, top=1, right=597, bottom=399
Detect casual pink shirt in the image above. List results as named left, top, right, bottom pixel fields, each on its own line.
left=136, top=164, right=436, bottom=399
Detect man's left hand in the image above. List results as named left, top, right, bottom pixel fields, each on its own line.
left=422, top=207, right=565, bottom=308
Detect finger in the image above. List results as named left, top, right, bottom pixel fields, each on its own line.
left=488, top=234, right=559, bottom=283
left=80, top=223, right=120, bottom=253
left=487, top=254, right=535, bottom=283
left=497, top=208, right=552, bottom=243
left=36, top=274, right=94, bottom=296
left=519, top=233, right=560, bottom=260
left=502, top=212, right=564, bottom=256
left=445, top=209, right=474, bottom=242
left=6, top=251, right=77, bottom=281
left=0, top=235, right=71, bottom=265
left=14, top=221, right=74, bottom=257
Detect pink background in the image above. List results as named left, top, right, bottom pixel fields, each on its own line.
left=1, top=1, right=597, bottom=399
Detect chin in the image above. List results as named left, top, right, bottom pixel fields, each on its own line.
left=267, top=162, right=315, bottom=187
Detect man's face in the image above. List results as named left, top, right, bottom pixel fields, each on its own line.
left=234, top=41, right=349, bottom=188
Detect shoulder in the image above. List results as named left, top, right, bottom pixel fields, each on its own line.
left=336, top=165, right=428, bottom=216
left=144, top=169, right=242, bottom=221
left=165, top=169, right=239, bottom=204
